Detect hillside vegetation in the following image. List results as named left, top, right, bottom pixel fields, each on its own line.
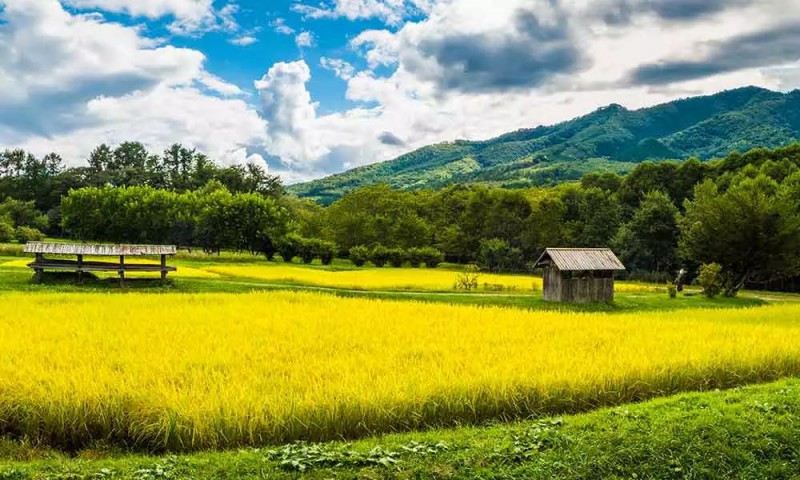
left=290, top=86, right=800, bottom=203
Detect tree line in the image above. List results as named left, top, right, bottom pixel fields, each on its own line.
left=5, top=142, right=800, bottom=295
left=0, top=142, right=284, bottom=235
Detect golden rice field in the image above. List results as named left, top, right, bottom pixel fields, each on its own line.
left=207, top=264, right=659, bottom=293
left=1, top=291, right=799, bottom=451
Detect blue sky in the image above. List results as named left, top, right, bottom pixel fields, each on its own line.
left=1, top=0, right=799, bottom=183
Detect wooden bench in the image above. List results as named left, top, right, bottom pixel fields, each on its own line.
left=24, top=242, right=177, bottom=285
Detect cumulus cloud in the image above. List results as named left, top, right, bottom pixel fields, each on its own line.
left=230, top=35, right=258, bottom=46
left=408, top=4, right=583, bottom=93
left=378, top=131, right=406, bottom=146
left=320, top=57, right=356, bottom=80
left=295, top=31, right=315, bottom=48
left=66, top=0, right=241, bottom=36
left=270, top=17, right=295, bottom=35
left=600, top=0, right=754, bottom=25
left=630, top=23, right=800, bottom=85
left=17, top=85, right=267, bottom=166
left=292, top=0, right=433, bottom=26
left=0, top=0, right=266, bottom=167
left=255, top=61, right=320, bottom=167
left=0, top=0, right=204, bottom=134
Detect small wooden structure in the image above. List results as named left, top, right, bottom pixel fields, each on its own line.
left=25, top=242, right=177, bottom=284
left=534, top=248, right=625, bottom=303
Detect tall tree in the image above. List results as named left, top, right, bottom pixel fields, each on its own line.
left=613, top=190, right=679, bottom=274
left=679, top=174, right=800, bottom=296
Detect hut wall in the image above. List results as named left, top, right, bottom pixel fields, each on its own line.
left=543, top=267, right=615, bottom=303
left=542, top=265, right=563, bottom=302
left=560, top=277, right=614, bottom=303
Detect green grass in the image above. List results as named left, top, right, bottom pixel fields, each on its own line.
left=1, top=378, right=799, bottom=479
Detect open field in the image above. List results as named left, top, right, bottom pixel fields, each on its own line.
left=205, top=264, right=663, bottom=293
left=1, top=290, right=800, bottom=451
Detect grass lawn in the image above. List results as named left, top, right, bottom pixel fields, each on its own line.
left=1, top=378, right=799, bottom=479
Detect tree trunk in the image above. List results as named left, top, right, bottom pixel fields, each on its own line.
left=725, top=272, right=750, bottom=297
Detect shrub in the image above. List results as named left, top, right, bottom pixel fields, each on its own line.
left=370, top=245, right=390, bottom=268
left=0, top=219, right=14, bottom=243
left=698, top=263, right=723, bottom=298
left=417, top=247, right=444, bottom=269
left=349, top=246, right=370, bottom=267
left=278, top=234, right=302, bottom=262
left=314, top=240, right=337, bottom=266
left=668, top=284, right=677, bottom=299
left=386, top=248, right=408, bottom=268
left=14, top=226, right=45, bottom=243
left=454, top=264, right=480, bottom=291
left=478, top=238, right=525, bottom=273
left=298, top=238, right=316, bottom=264
left=406, top=248, right=424, bottom=268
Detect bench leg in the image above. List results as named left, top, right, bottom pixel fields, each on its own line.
left=34, top=269, right=42, bottom=284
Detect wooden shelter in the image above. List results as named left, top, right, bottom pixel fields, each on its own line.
left=24, top=242, right=177, bottom=284
left=534, top=248, right=625, bottom=303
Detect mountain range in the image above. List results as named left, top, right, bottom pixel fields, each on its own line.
left=289, top=86, right=800, bottom=204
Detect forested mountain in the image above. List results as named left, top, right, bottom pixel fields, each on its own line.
left=290, top=86, right=800, bottom=203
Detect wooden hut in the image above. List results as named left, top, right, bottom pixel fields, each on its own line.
left=534, top=248, right=625, bottom=303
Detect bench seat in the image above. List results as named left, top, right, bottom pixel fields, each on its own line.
left=28, top=260, right=176, bottom=273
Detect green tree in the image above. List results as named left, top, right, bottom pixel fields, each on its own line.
left=478, top=238, right=525, bottom=273
left=613, top=191, right=679, bottom=273
left=679, top=174, right=800, bottom=296
left=349, top=246, right=370, bottom=267
left=562, top=187, right=621, bottom=247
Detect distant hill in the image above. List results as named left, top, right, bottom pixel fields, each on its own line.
left=289, top=86, right=800, bottom=203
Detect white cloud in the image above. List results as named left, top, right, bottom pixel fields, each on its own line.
left=17, top=85, right=266, bottom=167
left=255, top=61, right=322, bottom=167
left=295, top=31, right=315, bottom=48
left=0, top=0, right=266, bottom=167
left=320, top=57, right=355, bottom=80
left=270, top=17, right=295, bottom=35
left=351, top=29, right=400, bottom=68
left=293, top=0, right=434, bottom=25
left=66, top=0, right=244, bottom=37
left=230, top=35, right=258, bottom=46
left=197, top=71, right=245, bottom=96
left=66, top=0, right=214, bottom=20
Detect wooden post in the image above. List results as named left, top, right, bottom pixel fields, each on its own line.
left=77, top=254, right=83, bottom=283
left=34, top=253, right=43, bottom=283
left=160, top=254, right=167, bottom=284
left=119, top=255, right=125, bottom=287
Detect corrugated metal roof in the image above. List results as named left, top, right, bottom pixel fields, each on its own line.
left=24, top=242, right=176, bottom=256
left=534, top=248, right=625, bottom=271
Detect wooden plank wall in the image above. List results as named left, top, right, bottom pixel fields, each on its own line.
left=543, top=266, right=562, bottom=302
left=543, top=266, right=615, bottom=303
left=561, top=277, right=614, bottom=303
